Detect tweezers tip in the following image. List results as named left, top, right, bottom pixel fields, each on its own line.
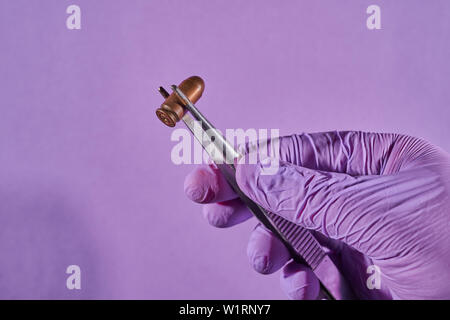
left=158, top=86, right=170, bottom=98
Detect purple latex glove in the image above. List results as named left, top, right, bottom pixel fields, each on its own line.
left=184, top=131, right=450, bottom=299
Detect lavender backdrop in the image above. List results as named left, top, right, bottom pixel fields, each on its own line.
left=0, top=0, right=449, bottom=299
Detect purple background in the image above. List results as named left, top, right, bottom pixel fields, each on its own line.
left=0, top=0, right=449, bottom=299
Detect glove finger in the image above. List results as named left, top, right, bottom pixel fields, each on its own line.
left=279, top=132, right=397, bottom=176
left=280, top=261, right=320, bottom=300
left=247, top=224, right=290, bottom=274
left=184, top=164, right=237, bottom=203
left=202, top=199, right=253, bottom=228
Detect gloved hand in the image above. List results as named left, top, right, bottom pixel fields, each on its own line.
left=184, top=131, right=450, bottom=299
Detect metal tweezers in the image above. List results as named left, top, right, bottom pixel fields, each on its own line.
left=160, top=85, right=353, bottom=300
